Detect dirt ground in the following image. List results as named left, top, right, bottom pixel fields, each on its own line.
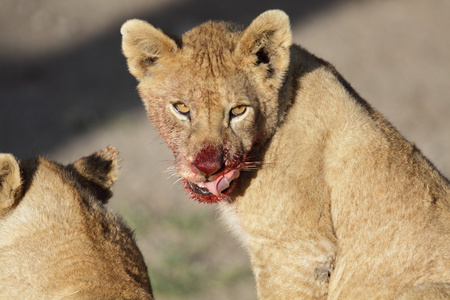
left=1, top=0, right=449, bottom=299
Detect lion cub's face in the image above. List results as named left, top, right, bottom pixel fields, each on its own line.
left=122, top=11, right=292, bottom=203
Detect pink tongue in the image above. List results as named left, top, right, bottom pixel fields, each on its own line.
left=204, top=170, right=240, bottom=196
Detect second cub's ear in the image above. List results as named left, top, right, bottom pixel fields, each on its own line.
left=121, top=19, right=179, bottom=80
left=237, top=10, right=292, bottom=78
left=71, top=146, right=118, bottom=190
left=0, top=154, right=22, bottom=216
left=69, top=146, right=119, bottom=204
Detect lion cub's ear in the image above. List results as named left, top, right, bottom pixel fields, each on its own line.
left=236, top=10, right=292, bottom=80
left=71, top=146, right=119, bottom=192
left=0, top=154, right=22, bottom=216
left=121, top=19, right=179, bottom=80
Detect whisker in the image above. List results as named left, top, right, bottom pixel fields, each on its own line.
left=159, top=159, right=175, bottom=164
left=150, top=136, right=160, bottom=144
left=242, top=167, right=259, bottom=171
left=162, top=166, right=176, bottom=173
left=172, top=177, right=184, bottom=186
left=166, top=172, right=179, bottom=180
left=243, top=153, right=261, bottom=161
left=67, top=290, right=81, bottom=296
left=241, top=159, right=272, bottom=172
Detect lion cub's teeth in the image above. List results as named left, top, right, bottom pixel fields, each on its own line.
left=197, top=182, right=206, bottom=188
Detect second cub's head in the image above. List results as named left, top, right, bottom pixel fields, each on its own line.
left=121, top=10, right=293, bottom=203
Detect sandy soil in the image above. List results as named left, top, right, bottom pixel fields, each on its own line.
left=1, top=0, right=449, bottom=298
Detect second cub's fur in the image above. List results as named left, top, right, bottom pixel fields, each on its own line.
left=0, top=147, right=153, bottom=299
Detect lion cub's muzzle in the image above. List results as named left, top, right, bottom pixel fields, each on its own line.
left=188, top=145, right=241, bottom=197
left=193, top=145, right=224, bottom=177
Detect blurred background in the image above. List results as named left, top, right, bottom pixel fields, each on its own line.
left=0, top=0, right=449, bottom=299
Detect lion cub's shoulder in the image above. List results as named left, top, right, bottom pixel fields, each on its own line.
left=0, top=147, right=153, bottom=299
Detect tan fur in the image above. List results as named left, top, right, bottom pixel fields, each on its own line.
left=122, top=10, right=450, bottom=299
left=0, top=146, right=153, bottom=299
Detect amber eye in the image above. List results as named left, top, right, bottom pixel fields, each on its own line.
left=173, top=103, right=190, bottom=115
left=230, top=105, right=247, bottom=117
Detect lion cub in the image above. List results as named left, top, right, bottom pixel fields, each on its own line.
left=121, top=10, right=450, bottom=299
left=0, top=146, right=153, bottom=299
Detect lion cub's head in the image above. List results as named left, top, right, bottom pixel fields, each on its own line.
left=0, top=147, right=153, bottom=299
left=121, top=10, right=293, bottom=203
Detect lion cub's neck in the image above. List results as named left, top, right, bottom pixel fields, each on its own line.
left=219, top=48, right=346, bottom=298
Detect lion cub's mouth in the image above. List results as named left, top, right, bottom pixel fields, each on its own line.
left=187, top=169, right=240, bottom=196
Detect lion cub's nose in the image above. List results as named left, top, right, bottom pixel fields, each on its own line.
left=194, top=146, right=223, bottom=176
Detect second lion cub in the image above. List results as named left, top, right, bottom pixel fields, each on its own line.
left=121, top=10, right=450, bottom=299
left=0, top=147, right=153, bottom=299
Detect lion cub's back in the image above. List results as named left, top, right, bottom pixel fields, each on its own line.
left=0, top=148, right=153, bottom=299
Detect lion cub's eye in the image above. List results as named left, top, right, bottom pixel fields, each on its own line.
left=173, top=103, right=190, bottom=116
left=230, top=105, right=248, bottom=117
